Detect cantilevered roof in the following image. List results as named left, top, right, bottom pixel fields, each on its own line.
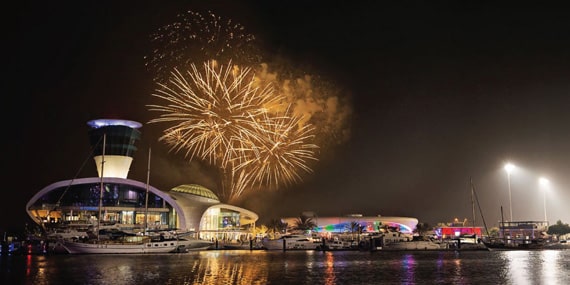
left=171, top=184, right=220, bottom=201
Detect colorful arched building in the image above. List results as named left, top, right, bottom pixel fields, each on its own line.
left=281, top=213, right=419, bottom=237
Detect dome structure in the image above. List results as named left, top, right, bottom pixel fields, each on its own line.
left=171, top=184, right=220, bottom=201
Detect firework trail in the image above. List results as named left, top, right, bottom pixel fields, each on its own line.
left=148, top=60, right=318, bottom=202
left=145, top=10, right=262, bottom=83
left=148, top=60, right=279, bottom=167
left=146, top=10, right=351, bottom=201
left=146, top=9, right=351, bottom=152
left=232, top=108, right=318, bottom=192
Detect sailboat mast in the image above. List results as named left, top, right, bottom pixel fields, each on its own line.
left=97, top=133, right=106, bottom=241
left=471, top=179, right=491, bottom=237
left=470, top=178, right=476, bottom=235
left=144, top=147, right=151, bottom=234
left=500, top=206, right=506, bottom=244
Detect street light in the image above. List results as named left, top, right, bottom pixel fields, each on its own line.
left=504, top=163, right=515, bottom=221
left=539, top=177, right=549, bottom=224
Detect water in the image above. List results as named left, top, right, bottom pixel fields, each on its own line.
left=2, top=249, right=569, bottom=285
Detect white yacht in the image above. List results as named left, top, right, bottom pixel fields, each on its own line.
left=262, top=234, right=319, bottom=250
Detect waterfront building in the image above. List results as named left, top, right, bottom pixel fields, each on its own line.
left=434, top=226, right=483, bottom=239
left=25, top=119, right=257, bottom=241
left=281, top=213, right=419, bottom=239
left=499, top=220, right=549, bottom=242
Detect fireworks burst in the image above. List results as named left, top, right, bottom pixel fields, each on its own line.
left=145, top=10, right=352, bottom=201
left=233, top=109, right=318, bottom=190
left=148, top=60, right=318, bottom=202
left=145, top=10, right=262, bottom=83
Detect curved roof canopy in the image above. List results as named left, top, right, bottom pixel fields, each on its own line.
left=26, top=177, right=188, bottom=228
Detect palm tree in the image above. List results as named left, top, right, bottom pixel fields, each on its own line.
left=292, top=214, right=317, bottom=234
left=266, top=218, right=287, bottom=238
left=252, top=224, right=268, bottom=239
left=347, top=221, right=358, bottom=240
left=347, top=221, right=365, bottom=242
left=414, top=222, right=431, bottom=237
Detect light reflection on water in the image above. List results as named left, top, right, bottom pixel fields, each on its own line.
left=502, top=250, right=567, bottom=285
left=542, top=250, right=560, bottom=285
left=1, top=249, right=569, bottom=285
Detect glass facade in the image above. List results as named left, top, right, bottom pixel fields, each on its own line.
left=200, top=208, right=251, bottom=242
left=88, top=125, right=141, bottom=157
left=28, top=182, right=174, bottom=230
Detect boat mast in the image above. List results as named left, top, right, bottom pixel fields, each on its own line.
left=144, top=147, right=151, bottom=235
left=97, top=133, right=106, bottom=241
left=41, top=136, right=102, bottom=233
left=471, top=179, right=491, bottom=237
left=500, top=206, right=506, bottom=244
left=470, top=177, right=476, bottom=236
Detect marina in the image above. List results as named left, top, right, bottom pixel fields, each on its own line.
left=20, top=118, right=498, bottom=255
left=7, top=3, right=570, bottom=284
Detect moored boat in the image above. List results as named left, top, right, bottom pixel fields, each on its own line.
left=482, top=237, right=553, bottom=251
left=60, top=138, right=214, bottom=254
left=62, top=235, right=183, bottom=254
left=61, top=229, right=214, bottom=254
left=447, top=234, right=488, bottom=251
left=177, top=237, right=214, bottom=251
left=483, top=206, right=553, bottom=251
left=380, top=236, right=447, bottom=251
left=262, top=234, right=320, bottom=250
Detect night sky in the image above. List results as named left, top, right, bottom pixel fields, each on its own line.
left=7, top=1, right=570, bottom=233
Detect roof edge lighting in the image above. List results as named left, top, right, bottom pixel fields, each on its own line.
left=87, top=119, right=142, bottom=129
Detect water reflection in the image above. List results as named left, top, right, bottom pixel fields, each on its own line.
left=502, top=250, right=567, bottom=285
left=4, top=250, right=570, bottom=285
left=401, top=254, right=416, bottom=283
left=450, top=256, right=463, bottom=284
left=541, top=250, right=560, bottom=285
left=25, top=254, right=32, bottom=277
left=324, top=252, right=336, bottom=285
left=435, top=253, right=445, bottom=284
left=192, top=251, right=269, bottom=284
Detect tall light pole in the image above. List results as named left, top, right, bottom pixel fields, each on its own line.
left=504, top=163, right=515, bottom=221
left=539, top=177, right=549, bottom=224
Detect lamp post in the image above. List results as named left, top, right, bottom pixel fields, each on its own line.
left=539, top=177, right=549, bottom=224
left=504, top=163, right=515, bottom=221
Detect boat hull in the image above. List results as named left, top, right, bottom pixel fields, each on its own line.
left=62, top=240, right=181, bottom=254
left=483, top=242, right=550, bottom=251
left=177, top=239, right=214, bottom=252
left=262, top=235, right=320, bottom=250
left=381, top=240, right=446, bottom=251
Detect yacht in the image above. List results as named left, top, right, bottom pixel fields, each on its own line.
left=62, top=236, right=183, bottom=254
left=262, top=234, right=319, bottom=250
left=61, top=229, right=213, bottom=254
left=380, top=236, right=446, bottom=251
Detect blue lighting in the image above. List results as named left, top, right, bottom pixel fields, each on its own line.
left=87, top=119, right=142, bottom=129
